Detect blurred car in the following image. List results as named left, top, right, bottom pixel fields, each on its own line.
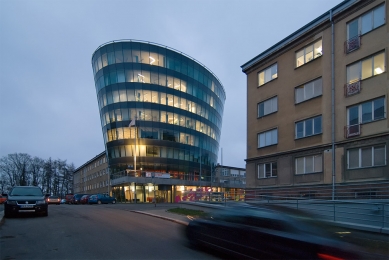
left=2, top=186, right=49, bottom=218
left=70, top=193, right=88, bottom=204
left=88, top=194, right=116, bottom=204
left=80, top=195, right=91, bottom=204
left=65, top=193, right=74, bottom=204
left=60, top=199, right=66, bottom=204
left=47, top=195, right=61, bottom=205
left=0, top=195, right=7, bottom=204
left=185, top=206, right=361, bottom=260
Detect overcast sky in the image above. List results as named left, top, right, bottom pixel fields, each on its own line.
left=0, top=0, right=343, bottom=169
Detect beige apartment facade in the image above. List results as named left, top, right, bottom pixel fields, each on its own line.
left=242, top=0, right=388, bottom=198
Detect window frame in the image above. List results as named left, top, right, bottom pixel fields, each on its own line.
left=347, top=97, right=386, bottom=126
left=295, top=77, right=323, bottom=104
left=347, top=145, right=387, bottom=169
left=295, top=115, right=322, bottom=139
left=257, top=63, right=278, bottom=87
left=295, top=154, right=323, bottom=175
left=347, top=4, right=386, bottom=40
left=295, top=39, right=322, bottom=68
left=257, top=162, right=278, bottom=179
left=258, top=128, right=278, bottom=148
left=346, top=51, right=386, bottom=84
left=258, top=96, right=278, bottom=118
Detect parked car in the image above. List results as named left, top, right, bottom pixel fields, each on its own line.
left=80, top=195, right=91, bottom=204
left=185, top=205, right=362, bottom=260
left=88, top=194, right=116, bottom=204
left=47, top=195, right=61, bottom=205
left=2, top=186, right=49, bottom=218
left=71, top=194, right=88, bottom=204
left=60, top=199, right=66, bottom=204
left=0, top=195, right=7, bottom=204
left=65, top=193, right=74, bottom=204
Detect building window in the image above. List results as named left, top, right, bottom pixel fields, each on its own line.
left=295, top=116, right=322, bottom=139
left=258, top=63, right=278, bottom=86
left=258, top=128, right=278, bottom=148
left=348, top=145, right=386, bottom=169
left=347, top=97, right=385, bottom=126
left=295, top=78, right=322, bottom=104
left=258, top=162, right=277, bottom=178
left=295, top=155, right=322, bottom=174
left=296, top=39, right=322, bottom=67
left=347, top=52, right=385, bottom=83
left=258, top=96, right=278, bottom=117
left=347, top=4, right=385, bottom=40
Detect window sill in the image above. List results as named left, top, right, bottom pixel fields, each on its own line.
left=258, top=111, right=277, bottom=119
left=347, top=164, right=386, bottom=170
left=360, top=117, right=386, bottom=126
left=258, top=143, right=278, bottom=149
left=258, top=77, right=278, bottom=88
left=295, top=132, right=322, bottom=140
left=295, top=94, right=322, bottom=105
left=295, top=55, right=322, bottom=70
left=258, top=176, right=277, bottom=179
left=295, top=171, right=322, bottom=175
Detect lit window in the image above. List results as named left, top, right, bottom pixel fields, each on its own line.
left=295, top=155, right=322, bottom=174
left=258, top=129, right=278, bottom=148
left=258, top=96, right=278, bottom=117
left=258, top=64, right=278, bottom=86
left=348, top=145, right=386, bottom=169
left=347, top=52, right=385, bottom=83
left=296, top=39, right=322, bottom=67
left=258, top=162, right=277, bottom=178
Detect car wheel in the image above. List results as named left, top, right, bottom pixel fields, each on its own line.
left=97, top=200, right=102, bottom=204
left=112, top=200, right=116, bottom=204
left=42, top=210, right=48, bottom=217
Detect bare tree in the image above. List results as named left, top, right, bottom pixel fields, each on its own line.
left=30, top=157, right=44, bottom=188
left=0, top=153, right=32, bottom=187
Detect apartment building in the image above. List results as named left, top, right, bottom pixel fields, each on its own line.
left=241, top=0, right=388, bottom=198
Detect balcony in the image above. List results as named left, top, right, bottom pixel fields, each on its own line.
left=344, top=80, right=361, bottom=97
left=344, top=124, right=361, bottom=138
left=344, top=35, right=361, bottom=54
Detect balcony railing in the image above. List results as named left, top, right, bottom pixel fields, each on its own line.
left=344, top=80, right=361, bottom=97
left=344, top=124, right=361, bottom=138
left=344, top=35, right=361, bottom=53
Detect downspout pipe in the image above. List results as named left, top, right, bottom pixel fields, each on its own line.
left=331, top=10, right=336, bottom=201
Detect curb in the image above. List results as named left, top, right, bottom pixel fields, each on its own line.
left=130, top=210, right=189, bottom=226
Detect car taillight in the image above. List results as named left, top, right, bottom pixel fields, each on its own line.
left=317, top=253, right=344, bottom=260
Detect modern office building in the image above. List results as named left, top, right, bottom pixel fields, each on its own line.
left=241, top=0, right=388, bottom=198
left=88, top=40, right=227, bottom=202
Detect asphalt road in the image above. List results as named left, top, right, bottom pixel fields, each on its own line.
left=0, top=204, right=219, bottom=260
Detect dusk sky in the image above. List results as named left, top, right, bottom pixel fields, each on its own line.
left=0, top=0, right=343, bottom=169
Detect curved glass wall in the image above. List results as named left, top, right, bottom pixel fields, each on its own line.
left=91, top=40, right=226, bottom=181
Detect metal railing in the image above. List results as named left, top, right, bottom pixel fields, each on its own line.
left=344, top=80, right=361, bottom=96
left=345, top=124, right=361, bottom=138
left=344, top=35, right=361, bottom=53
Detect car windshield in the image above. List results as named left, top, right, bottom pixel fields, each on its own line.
left=10, top=187, right=43, bottom=196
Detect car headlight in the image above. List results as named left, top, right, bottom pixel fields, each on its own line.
left=36, top=200, right=46, bottom=205
left=7, top=200, right=17, bottom=205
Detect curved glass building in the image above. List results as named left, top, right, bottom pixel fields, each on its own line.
left=91, top=40, right=225, bottom=190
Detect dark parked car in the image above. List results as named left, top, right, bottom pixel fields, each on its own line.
left=185, top=206, right=361, bottom=260
left=88, top=194, right=116, bottom=204
left=71, top=194, right=88, bottom=204
left=2, top=186, right=49, bottom=218
left=80, top=195, right=91, bottom=204
left=47, top=196, right=61, bottom=205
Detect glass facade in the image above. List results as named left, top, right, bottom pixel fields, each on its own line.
left=91, top=40, right=226, bottom=182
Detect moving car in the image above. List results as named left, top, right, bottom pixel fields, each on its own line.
left=47, top=195, right=61, bottom=205
left=0, top=195, right=7, bottom=204
left=88, top=194, right=116, bottom=204
left=185, top=206, right=361, bottom=259
left=2, top=186, right=49, bottom=218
